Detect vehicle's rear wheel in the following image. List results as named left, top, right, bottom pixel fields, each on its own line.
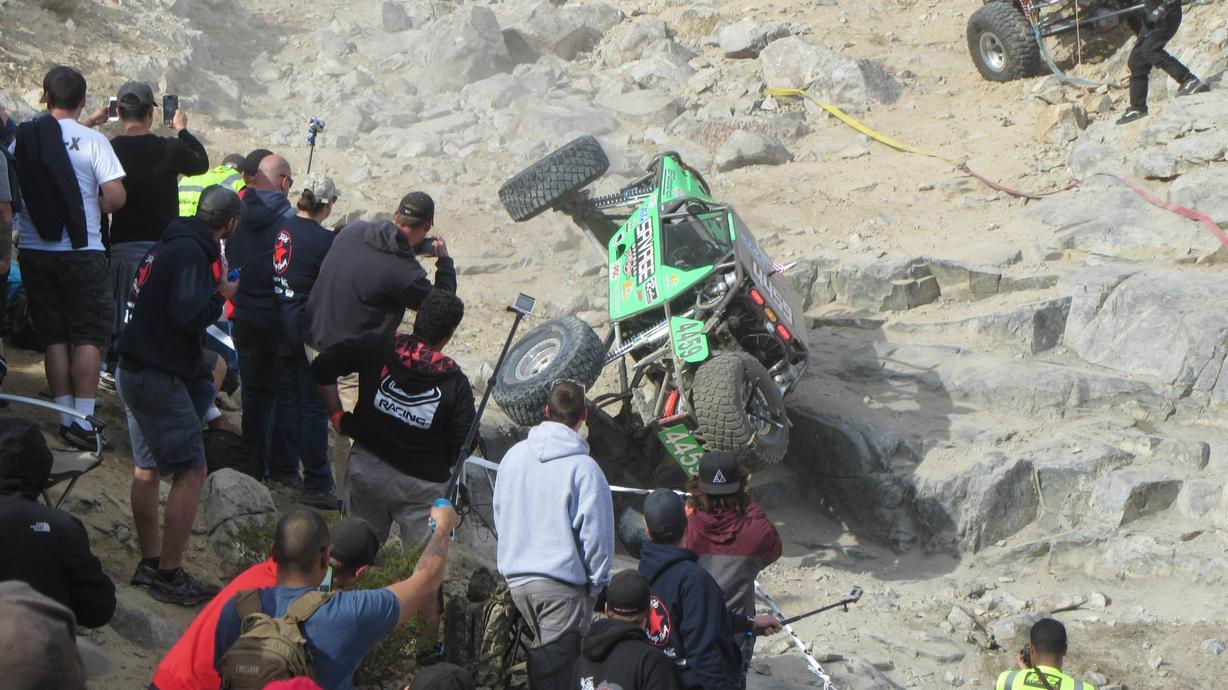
left=493, top=316, right=606, bottom=427
left=498, top=136, right=610, bottom=222
left=967, top=2, right=1042, bottom=82
left=691, top=353, right=788, bottom=471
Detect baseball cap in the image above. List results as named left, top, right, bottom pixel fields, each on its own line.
left=243, top=148, right=274, bottom=176
left=116, top=81, right=155, bottom=109
left=221, top=153, right=246, bottom=170
left=412, top=663, right=475, bottom=690
left=698, top=451, right=742, bottom=495
left=302, top=172, right=339, bottom=202
left=196, top=185, right=242, bottom=228
left=643, top=488, right=687, bottom=543
left=0, top=580, right=111, bottom=689
left=330, top=517, right=385, bottom=567
left=398, top=191, right=434, bottom=222
left=605, top=570, right=651, bottom=616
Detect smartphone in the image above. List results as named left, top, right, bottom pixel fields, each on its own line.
left=107, top=97, right=119, bottom=122
left=509, top=293, right=537, bottom=316
left=414, top=237, right=437, bottom=257
left=162, top=94, right=178, bottom=126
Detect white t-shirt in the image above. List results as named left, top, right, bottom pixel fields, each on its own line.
left=9, top=117, right=125, bottom=252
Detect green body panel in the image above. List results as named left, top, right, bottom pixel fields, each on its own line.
left=607, top=157, right=722, bottom=321
left=669, top=316, right=709, bottom=363
left=656, top=423, right=705, bottom=477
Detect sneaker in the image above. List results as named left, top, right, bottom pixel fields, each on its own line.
left=60, top=423, right=115, bottom=451
left=300, top=488, right=340, bottom=511
left=130, top=561, right=158, bottom=588
left=1115, top=108, right=1148, bottom=125
left=98, top=370, right=117, bottom=394
left=149, top=569, right=220, bottom=607
left=1177, top=77, right=1210, bottom=97
left=266, top=473, right=303, bottom=491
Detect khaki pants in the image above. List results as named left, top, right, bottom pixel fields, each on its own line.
left=510, top=579, right=594, bottom=647
left=344, top=442, right=448, bottom=547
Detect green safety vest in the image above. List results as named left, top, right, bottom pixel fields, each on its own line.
left=996, top=666, right=1095, bottom=690
left=178, top=166, right=245, bottom=217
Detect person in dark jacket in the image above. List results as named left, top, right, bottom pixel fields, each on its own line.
left=576, top=570, right=682, bottom=690
left=637, top=490, right=780, bottom=690
left=313, top=289, right=475, bottom=545
left=117, top=185, right=239, bottom=606
left=685, top=452, right=782, bottom=686
left=270, top=173, right=339, bottom=508
left=0, top=417, right=115, bottom=628
left=223, top=153, right=295, bottom=482
left=104, top=80, right=209, bottom=381
left=1116, top=0, right=1210, bottom=124
left=303, top=191, right=454, bottom=351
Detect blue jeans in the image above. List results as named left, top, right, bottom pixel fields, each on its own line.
left=270, top=356, right=333, bottom=492
left=234, top=320, right=277, bottom=473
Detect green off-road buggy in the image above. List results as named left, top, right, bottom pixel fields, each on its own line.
left=490, top=136, right=809, bottom=480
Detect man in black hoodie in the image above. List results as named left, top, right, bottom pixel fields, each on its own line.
left=637, top=490, right=780, bottom=690
left=117, top=185, right=240, bottom=606
left=312, top=289, right=475, bottom=545
left=0, top=417, right=115, bottom=628
left=224, top=153, right=295, bottom=484
left=577, top=569, right=682, bottom=690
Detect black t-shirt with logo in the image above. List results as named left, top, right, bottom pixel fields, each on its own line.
left=272, top=215, right=335, bottom=358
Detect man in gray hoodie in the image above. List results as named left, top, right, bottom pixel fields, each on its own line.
left=493, top=381, right=614, bottom=646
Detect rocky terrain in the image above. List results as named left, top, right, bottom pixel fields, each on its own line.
left=2, top=0, right=1228, bottom=687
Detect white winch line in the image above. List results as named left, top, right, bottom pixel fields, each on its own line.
left=461, top=455, right=684, bottom=496
left=206, top=324, right=235, bottom=352
left=754, top=580, right=838, bottom=690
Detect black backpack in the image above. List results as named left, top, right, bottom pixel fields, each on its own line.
left=203, top=428, right=263, bottom=479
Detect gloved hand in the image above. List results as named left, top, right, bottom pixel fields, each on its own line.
left=1143, top=3, right=1167, bottom=27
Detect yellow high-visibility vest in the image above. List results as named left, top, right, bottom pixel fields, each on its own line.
left=178, top=166, right=244, bottom=217
left=995, top=666, right=1095, bottom=690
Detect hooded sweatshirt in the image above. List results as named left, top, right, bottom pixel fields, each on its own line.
left=686, top=503, right=782, bottom=618
left=0, top=418, right=115, bottom=628
left=303, top=219, right=456, bottom=351
left=116, top=217, right=224, bottom=381
left=637, top=542, right=740, bottom=690
left=575, top=618, right=683, bottom=690
left=310, top=332, right=475, bottom=482
left=493, top=422, right=614, bottom=593
left=224, top=188, right=293, bottom=327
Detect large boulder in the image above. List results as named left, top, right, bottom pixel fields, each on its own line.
left=760, top=36, right=901, bottom=112
left=1168, top=167, right=1228, bottom=225
left=718, top=20, right=792, bottom=59
left=201, top=468, right=276, bottom=535
left=503, top=2, right=623, bottom=63
left=831, top=256, right=939, bottom=312
left=1062, top=269, right=1228, bottom=397
left=421, top=6, right=512, bottom=94
left=1089, top=469, right=1183, bottom=526
left=714, top=130, right=792, bottom=171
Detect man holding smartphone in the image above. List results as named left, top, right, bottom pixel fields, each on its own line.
left=105, top=81, right=209, bottom=389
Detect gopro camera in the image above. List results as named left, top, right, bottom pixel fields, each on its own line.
left=107, top=97, right=119, bottom=122
left=414, top=237, right=437, bottom=257
left=509, top=293, right=536, bottom=317
left=162, top=94, right=179, bottom=126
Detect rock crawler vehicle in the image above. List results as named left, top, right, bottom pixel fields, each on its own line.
left=967, top=0, right=1146, bottom=81
left=491, top=136, right=809, bottom=479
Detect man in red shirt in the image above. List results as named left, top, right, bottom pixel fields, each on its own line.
left=148, top=517, right=384, bottom=690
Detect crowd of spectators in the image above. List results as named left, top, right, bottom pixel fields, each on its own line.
left=0, top=65, right=1099, bottom=690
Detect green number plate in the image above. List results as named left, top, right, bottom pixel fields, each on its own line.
left=658, top=423, right=705, bottom=477
left=670, top=316, right=709, bottom=364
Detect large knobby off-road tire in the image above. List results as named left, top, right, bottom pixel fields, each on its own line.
left=692, top=353, right=789, bottom=471
left=967, top=2, right=1042, bottom=82
left=498, top=135, right=610, bottom=222
left=493, top=316, right=606, bottom=427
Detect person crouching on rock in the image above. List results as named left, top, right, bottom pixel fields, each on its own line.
left=685, top=451, right=783, bottom=687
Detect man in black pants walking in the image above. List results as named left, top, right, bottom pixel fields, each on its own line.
left=1117, top=0, right=1209, bottom=125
